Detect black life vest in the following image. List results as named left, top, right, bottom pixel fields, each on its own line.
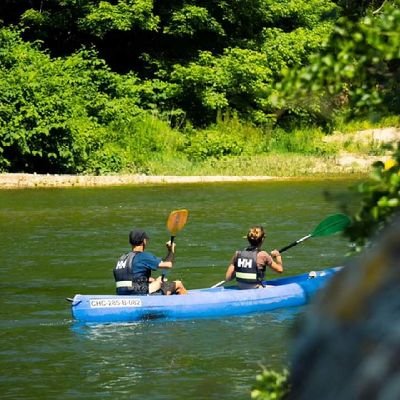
left=234, top=248, right=263, bottom=284
left=113, top=251, right=152, bottom=295
left=113, top=252, right=137, bottom=295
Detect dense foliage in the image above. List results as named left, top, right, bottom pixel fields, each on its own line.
left=1, top=0, right=341, bottom=126
left=0, top=28, right=186, bottom=173
left=0, top=0, right=342, bottom=173
left=276, top=0, right=400, bottom=128
left=0, top=0, right=398, bottom=176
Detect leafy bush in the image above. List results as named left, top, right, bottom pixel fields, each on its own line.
left=80, top=0, right=159, bottom=37
left=170, top=48, right=275, bottom=126
left=184, top=130, right=243, bottom=161
left=0, top=27, right=185, bottom=174
left=251, top=368, right=290, bottom=400
left=266, top=127, right=333, bottom=155
left=342, top=145, right=400, bottom=251
left=184, top=114, right=269, bottom=161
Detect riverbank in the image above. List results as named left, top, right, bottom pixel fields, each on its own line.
left=0, top=156, right=386, bottom=189
left=1, top=127, right=398, bottom=189
left=0, top=173, right=287, bottom=189
left=0, top=170, right=368, bottom=189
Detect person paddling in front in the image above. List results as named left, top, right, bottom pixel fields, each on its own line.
left=113, top=229, right=187, bottom=295
left=225, top=226, right=283, bottom=289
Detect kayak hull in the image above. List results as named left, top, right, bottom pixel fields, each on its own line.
left=70, top=267, right=341, bottom=324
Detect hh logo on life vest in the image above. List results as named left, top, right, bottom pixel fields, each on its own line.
left=115, top=259, right=127, bottom=269
left=238, top=258, right=253, bottom=268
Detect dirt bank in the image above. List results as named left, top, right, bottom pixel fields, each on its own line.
left=0, top=173, right=285, bottom=189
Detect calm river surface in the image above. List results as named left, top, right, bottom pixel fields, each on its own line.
left=0, top=179, right=358, bottom=399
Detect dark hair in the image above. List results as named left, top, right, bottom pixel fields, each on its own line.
left=129, top=230, right=149, bottom=245
left=246, top=226, right=265, bottom=247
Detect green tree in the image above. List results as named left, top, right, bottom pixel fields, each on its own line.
left=0, top=0, right=342, bottom=127
left=0, top=27, right=160, bottom=173
left=275, top=0, right=400, bottom=128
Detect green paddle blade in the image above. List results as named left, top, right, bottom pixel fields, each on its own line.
left=311, top=213, right=351, bottom=237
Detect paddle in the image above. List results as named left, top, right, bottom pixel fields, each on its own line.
left=163, top=209, right=189, bottom=281
left=211, top=213, right=351, bottom=288
left=278, top=213, right=351, bottom=253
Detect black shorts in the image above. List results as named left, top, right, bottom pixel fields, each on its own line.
left=159, top=281, right=177, bottom=295
left=117, top=281, right=177, bottom=296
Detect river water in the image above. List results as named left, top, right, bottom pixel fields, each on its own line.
left=0, top=179, right=358, bottom=399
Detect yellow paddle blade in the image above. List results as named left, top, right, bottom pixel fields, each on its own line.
left=167, top=209, right=189, bottom=236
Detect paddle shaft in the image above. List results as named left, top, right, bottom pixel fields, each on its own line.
left=162, top=237, right=176, bottom=282
left=211, top=280, right=226, bottom=288
left=278, top=234, right=312, bottom=253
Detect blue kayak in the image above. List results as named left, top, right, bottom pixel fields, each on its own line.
left=69, top=267, right=341, bottom=324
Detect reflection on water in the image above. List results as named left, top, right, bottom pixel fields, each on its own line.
left=71, top=306, right=303, bottom=338
left=0, top=180, right=357, bottom=399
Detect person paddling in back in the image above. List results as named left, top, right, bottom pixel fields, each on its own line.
left=113, top=229, right=187, bottom=295
left=225, top=226, right=283, bottom=289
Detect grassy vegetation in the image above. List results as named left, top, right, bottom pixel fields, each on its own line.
left=334, top=115, right=400, bottom=133
left=115, top=115, right=399, bottom=177
left=139, top=153, right=369, bottom=177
